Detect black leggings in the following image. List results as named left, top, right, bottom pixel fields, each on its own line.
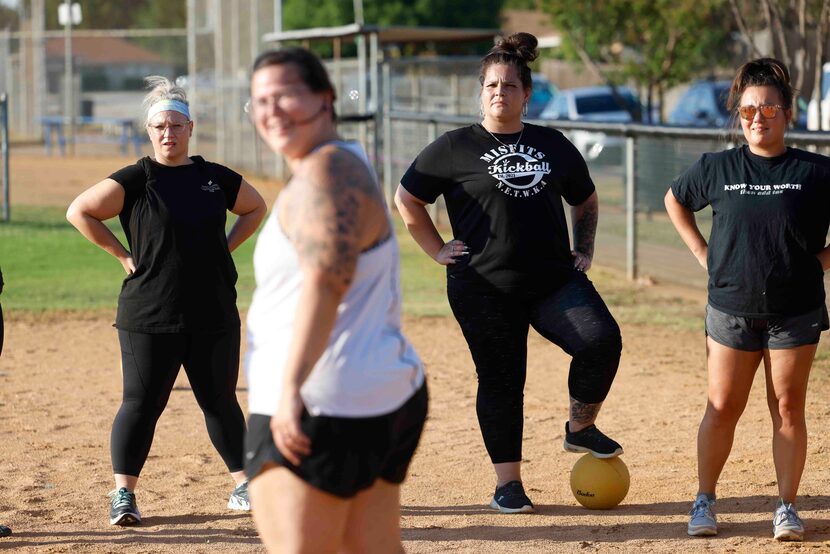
left=448, top=272, right=622, bottom=464
left=112, top=328, right=246, bottom=476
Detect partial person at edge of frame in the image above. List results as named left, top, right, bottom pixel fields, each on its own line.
left=0, top=267, right=10, bottom=539
left=243, top=47, right=427, bottom=553
left=66, top=76, right=266, bottom=526
left=664, top=57, right=830, bottom=542
left=395, top=31, right=624, bottom=514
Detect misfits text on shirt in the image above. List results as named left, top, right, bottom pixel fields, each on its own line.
left=480, top=143, right=552, bottom=198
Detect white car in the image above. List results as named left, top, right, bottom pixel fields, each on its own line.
left=807, top=62, right=830, bottom=131
left=539, top=85, right=639, bottom=160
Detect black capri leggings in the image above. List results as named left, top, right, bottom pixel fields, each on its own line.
left=112, top=328, right=246, bottom=476
left=448, top=272, right=622, bottom=464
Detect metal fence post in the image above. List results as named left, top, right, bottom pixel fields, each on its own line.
left=625, top=134, right=637, bottom=280
left=382, top=62, right=393, bottom=207
left=427, top=120, right=438, bottom=224
left=1, top=92, right=9, bottom=222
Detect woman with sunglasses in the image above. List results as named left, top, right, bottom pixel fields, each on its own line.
left=67, top=75, right=266, bottom=525
left=665, top=58, right=830, bottom=541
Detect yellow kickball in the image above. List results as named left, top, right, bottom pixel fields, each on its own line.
left=570, top=454, right=630, bottom=509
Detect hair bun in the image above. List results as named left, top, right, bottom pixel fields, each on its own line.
left=496, top=32, right=539, bottom=64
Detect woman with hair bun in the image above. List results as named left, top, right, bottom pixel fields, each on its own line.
left=666, top=58, right=830, bottom=541
left=67, top=75, right=266, bottom=525
left=396, top=32, right=624, bottom=513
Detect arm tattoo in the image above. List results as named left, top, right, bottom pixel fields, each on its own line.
left=572, top=200, right=598, bottom=257
left=570, top=399, right=601, bottom=425
left=289, top=149, right=379, bottom=288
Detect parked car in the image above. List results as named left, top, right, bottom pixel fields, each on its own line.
left=527, top=73, right=557, bottom=119
left=668, top=79, right=731, bottom=127
left=538, top=85, right=639, bottom=160
left=670, top=78, right=809, bottom=129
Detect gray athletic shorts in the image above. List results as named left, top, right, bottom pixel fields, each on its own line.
left=705, top=303, right=829, bottom=351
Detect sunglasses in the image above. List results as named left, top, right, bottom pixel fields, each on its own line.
left=737, top=104, right=784, bottom=120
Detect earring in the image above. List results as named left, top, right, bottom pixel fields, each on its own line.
left=522, top=103, right=528, bottom=117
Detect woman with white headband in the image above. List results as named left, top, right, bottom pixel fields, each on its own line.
left=67, top=75, right=266, bottom=526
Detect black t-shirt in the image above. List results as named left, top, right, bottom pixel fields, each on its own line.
left=109, top=156, right=242, bottom=333
left=672, top=145, right=830, bottom=317
left=400, top=123, right=595, bottom=291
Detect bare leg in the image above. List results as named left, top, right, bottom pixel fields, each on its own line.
left=764, top=344, right=816, bottom=504
left=341, top=479, right=405, bottom=554
left=249, top=462, right=349, bottom=554
left=697, top=338, right=762, bottom=496
left=114, top=474, right=138, bottom=491
left=493, top=461, right=522, bottom=487
left=230, top=470, right=246, bottom=486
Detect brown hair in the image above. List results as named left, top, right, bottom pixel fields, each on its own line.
left=479, top=32, right=538, bottom=91
left=727, top=58, right=794, bottom=117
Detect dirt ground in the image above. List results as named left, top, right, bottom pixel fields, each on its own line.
left=2, top=152, right=830, bottom=552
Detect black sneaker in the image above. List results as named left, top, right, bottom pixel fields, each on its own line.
left=0, top=524, right=11, bottom=538
left=109, top=487, right=141, bottom=526
left=563, top=422, right=623, bottom=458
left=227, top=480, right=250, bottom=511
left=489, top=480, right=535, bottom=514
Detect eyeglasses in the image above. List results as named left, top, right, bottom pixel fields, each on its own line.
left=737, top=104, right=784, bottom=120
left=244, top=88, right=307, bottom=116
left=147, top=122, right=190, bottom=134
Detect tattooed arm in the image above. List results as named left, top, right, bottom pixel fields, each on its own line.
left=570, top=191, right=598, bottom=272
left=270, top=147, right=385, bottom=464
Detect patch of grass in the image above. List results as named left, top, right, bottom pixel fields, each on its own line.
left=0, top=206, right=703, bottom=331
left=0, top=205, right=256, bottom=311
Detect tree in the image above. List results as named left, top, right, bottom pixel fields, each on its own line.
left=539, top=0, right=731, bottom=122
left=281, top=0, right=502, bottom=56
left=728, top=0, right=830, bottom=123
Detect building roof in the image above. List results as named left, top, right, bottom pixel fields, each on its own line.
left=45, top=36, right=166, bottom=65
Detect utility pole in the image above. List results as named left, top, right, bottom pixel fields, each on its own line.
left=62, top=0, right=74, bottom=155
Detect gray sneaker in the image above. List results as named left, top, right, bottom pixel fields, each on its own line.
left=109, top=487, right=141, bottom=526
left=687, top=494, right=717, bottom=536
left=773, top=500, right=804, bottom=541
left=227, top=480, right=250, bottom=511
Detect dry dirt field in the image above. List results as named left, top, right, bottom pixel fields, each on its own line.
left=2, top=152, right=830, bottom=552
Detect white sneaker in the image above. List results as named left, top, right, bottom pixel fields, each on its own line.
left=687, top=494, right=717, bottom=536
left=227, top=481, right=250, bottom=511
left=773, top=500, right=804, bottom=541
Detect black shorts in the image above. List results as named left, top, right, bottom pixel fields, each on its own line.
left=244, top=383, right=428, bottom=498
left=705, top=303, right=829, bottom=351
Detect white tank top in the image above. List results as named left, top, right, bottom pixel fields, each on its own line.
left=245, top=141, right=424, bottom=417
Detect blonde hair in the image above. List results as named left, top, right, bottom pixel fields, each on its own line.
left=142, top=75, right=189, bottom=125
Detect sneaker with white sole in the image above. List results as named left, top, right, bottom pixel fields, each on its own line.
left=227, top=480, right=250, bottom=511
left=563, top=422, right=623, bottom=458
left=109, top=487, right=141, bottom=526
left=489, top=480, right=534, bottom=514
left=687, top=494, right=717, bottom=536
left=773, top=500, right=804, bottom=541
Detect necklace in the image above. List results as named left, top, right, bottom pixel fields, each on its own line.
left=482, top=123, right=524, bottom=148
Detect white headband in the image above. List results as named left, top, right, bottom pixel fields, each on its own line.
left=147, top=99, right=191, bottom=121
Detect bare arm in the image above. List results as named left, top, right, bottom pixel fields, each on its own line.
left=66, top=178, right=135, bottom=274
left=570, top=191, right=598, bottom=272
left=664, top=188, right=708, bottom=269
left=226, top=179, right=266, bottom=252
left=270, top=150, right=375, bottom=465
left=394, top=184, right=468, bottom=265
left=816, top=245, right=830, bottom=271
